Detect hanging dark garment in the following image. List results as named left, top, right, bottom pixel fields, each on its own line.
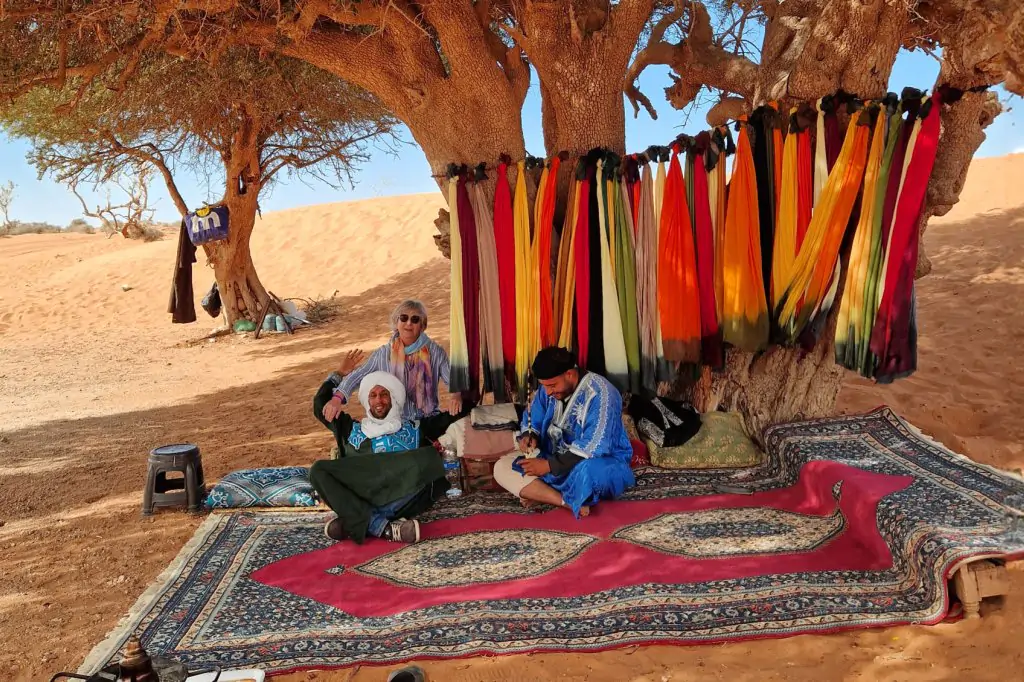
left=168, top=220, right=197, bottom=324
left=824, top=94, right=843, bottom=171
left=750, top=107, right=777, bottom=307
left=627, top=395, right=701, bottom=448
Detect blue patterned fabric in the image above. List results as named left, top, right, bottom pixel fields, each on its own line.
left=515, top=372, right=635, bottom=513
left=204, top=467, right=318, bottom=509
left=347, top=421, right=421, bottom=453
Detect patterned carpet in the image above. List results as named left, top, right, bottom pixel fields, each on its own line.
left=81, top=408, right=1024, bottom=675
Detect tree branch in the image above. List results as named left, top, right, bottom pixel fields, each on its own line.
left=625, top=1, right=758, bottom=119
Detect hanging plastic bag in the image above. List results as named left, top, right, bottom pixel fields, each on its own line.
left=201, top=282, right=222, bottom=318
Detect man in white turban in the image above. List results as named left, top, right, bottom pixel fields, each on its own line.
left=310, top=371, right=448, bottom=544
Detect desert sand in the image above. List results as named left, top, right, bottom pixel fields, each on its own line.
left=1, top=156, right=1023, bottom=682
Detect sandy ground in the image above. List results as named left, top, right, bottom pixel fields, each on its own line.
left=2, top=158, right=1023, bottom=682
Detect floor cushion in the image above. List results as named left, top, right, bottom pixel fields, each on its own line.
left=204, top=466, right=319, bottom=509
left=645, top=412, right=762, bottom=469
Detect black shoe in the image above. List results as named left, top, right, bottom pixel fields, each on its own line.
left=387, top=665, right=426, bottom=682
left=324, top=517, right=348, bottom=542
left=381, top=518, right=421, bottom=543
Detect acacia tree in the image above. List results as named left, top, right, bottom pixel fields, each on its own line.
left=2, top=48, right=395, bottom=323
left=2, top=0, right=1022, bottom=431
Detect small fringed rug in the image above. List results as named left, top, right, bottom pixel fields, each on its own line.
left=81, top=408, right=1024, bottom=675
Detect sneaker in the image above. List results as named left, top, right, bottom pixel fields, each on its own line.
left=324, top=517, right=348, bottom=542
left=382, top=518, right=421, bottom=543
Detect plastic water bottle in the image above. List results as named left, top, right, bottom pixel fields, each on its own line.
left=441, top=446, right=462, bottom=499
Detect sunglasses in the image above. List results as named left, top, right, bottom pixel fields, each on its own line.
left=398, top=314, right=422, bottom=324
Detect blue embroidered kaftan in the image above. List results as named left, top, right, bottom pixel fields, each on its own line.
left=516, top=372, right=634, bottom=514
left=347, top=421, right=421, bottom=453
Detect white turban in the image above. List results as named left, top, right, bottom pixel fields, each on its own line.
left=358, top=371, right=406, bottom=438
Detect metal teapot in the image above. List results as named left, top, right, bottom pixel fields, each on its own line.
left=48, top=636, right=219, bottom=682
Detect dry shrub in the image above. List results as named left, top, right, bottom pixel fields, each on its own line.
left=296, top=291, right=341, bottom=324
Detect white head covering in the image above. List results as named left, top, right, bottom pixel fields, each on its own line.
left=358, top=371, right=406, bottom=438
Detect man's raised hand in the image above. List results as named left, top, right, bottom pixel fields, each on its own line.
left=337, top=349, right=365, bottom=376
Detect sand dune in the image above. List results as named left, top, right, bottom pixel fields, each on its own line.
left=1, top=156, right=1023, bottom=681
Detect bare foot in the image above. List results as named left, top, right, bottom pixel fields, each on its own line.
left=578, top=506, right=591, bottom=518
left=519, top=498, right=538, bottom=509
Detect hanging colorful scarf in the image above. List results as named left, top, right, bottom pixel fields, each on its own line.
left=577, top=155, right=606, bottom=374
left=513, top=159, right=534, bottom=401
left=813, top=98, right=828, bottom=208
left=446, top=177, right=471, bottom=393
left=628, top=155, right=642, bottom=237
left=825, top=95, right=843, bottom=170
left=584, top=155, right=606, bottom=376
left=858, top=97, right=906, bottom=375
left=596, top=156, right=629, bottom=390
left=772, top=109, right=801, bottom=313
left=573, top=160, right=593, bottom=368
left=691, top=133, right=723, bottom=369
left=708, top=127, right=731, bottom=323
left=555, top=177, right=579, bottom=348
left=774, top=109, right=871, bottom=343
left=720, top=121, right=769, bottom=352
left=795, top=109, right=814, bottom=250
left=455, top=174, right=481, bottom=400
left=835, top=103, right=889, bottom=373
left=635, top=158, right=660, bottom=394
left=658, top=144, right=702, bottom=364
left=468, top=170, right=505, bottom=400
left=870, top=89, right=942, bottom=382
left=536, top=155, right=561, bottom=348
left=773, top=110, right=785, bottom=216
left=616, top=167, right=642, bottom=393
left=493, top=160, right=517, bottom=384
left=684, top=140, right=697, bottom=230
left=388, top=333, right=436, bottom=417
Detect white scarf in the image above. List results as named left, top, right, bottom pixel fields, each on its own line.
left=358, top=371, right=407, bottom=438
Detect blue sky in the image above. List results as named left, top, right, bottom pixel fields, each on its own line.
left=1, top=48, right=1020, bottom=225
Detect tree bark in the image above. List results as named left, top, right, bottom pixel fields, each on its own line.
left=203, top=107, right=270, bottom=325
left=203, top=189, right=268, bottom=324
left=680, top=317, right=845, bottom=447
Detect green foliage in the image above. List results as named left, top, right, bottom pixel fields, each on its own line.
left=0, top=48, right=398, bottom=209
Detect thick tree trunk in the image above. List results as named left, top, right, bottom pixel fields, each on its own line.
left=680, top=316, right=845, bottom=447
left=202, top=111, right=270, bottom=326
left=203, top=191, right=267, bottom=325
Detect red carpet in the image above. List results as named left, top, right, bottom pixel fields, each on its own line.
left=253, top=461, right=911, bottom=618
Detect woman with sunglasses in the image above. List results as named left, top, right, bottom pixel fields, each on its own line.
left=316, top=299, right=470, bottom=443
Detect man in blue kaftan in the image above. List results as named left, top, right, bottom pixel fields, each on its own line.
left=493, top=347, right=634, bottom=516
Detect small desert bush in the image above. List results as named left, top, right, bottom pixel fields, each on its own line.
left=298, top=291, right=342, bottom=324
